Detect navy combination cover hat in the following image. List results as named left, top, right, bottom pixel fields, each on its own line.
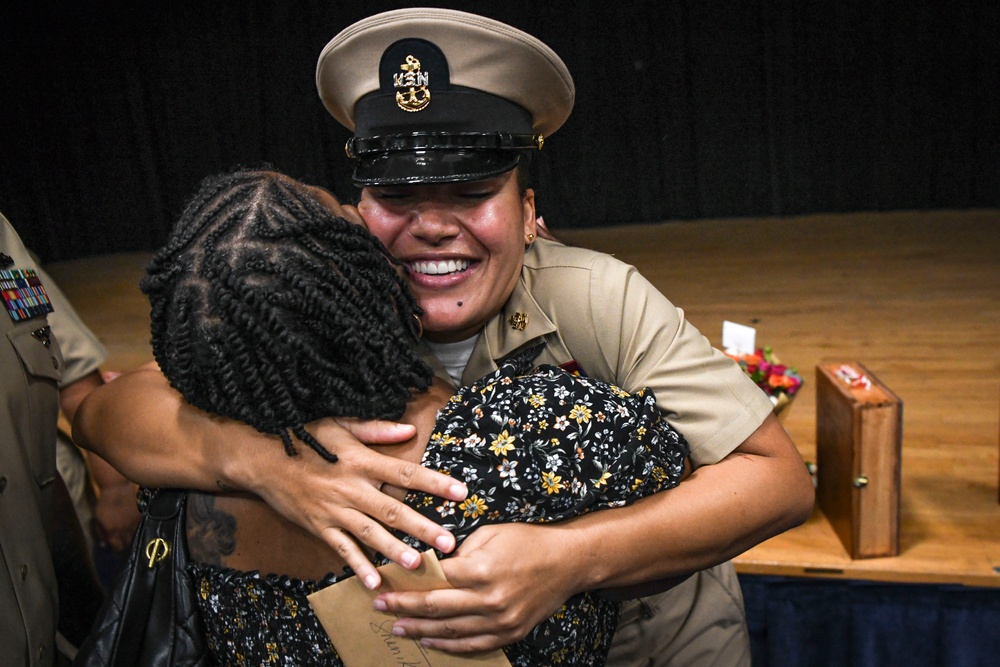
left=316, top=8, right=575, bottom=186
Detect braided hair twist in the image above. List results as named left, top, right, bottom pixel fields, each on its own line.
left=141, top=169, right=432, bottom=460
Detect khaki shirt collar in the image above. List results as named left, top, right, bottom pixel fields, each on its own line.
left=462, top=276, right=568, bottom=385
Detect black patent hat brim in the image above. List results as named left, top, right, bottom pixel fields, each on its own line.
left=352, top=150, right=521, bottom=186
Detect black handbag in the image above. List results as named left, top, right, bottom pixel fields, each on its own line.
left=73, top=488, right=211, bottom=666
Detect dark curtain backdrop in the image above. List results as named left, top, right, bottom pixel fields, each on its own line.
left=1, top=1, right=997, bottom=262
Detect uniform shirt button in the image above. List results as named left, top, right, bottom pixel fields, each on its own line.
left=20, top=564, right=28, bottom=579
left=0, top=476, right=7, bottom=493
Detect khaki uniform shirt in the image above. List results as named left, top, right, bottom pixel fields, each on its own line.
left=463, top=239, right=772, bottom=464
left=38, top=251, right=108, bottom=555
left=453, top=239, right=772, bottom=665
left=1, top=215, right=65, bottom=667
left=45, top=273, right=106, bottom=389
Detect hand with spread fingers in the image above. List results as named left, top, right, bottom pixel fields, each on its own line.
left=74, top=361, right=467, bottom=587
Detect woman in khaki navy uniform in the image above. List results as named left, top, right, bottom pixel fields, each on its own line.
left=75, top=9, right=815, bottom=666
left=1, top=213, right=64, bottom=667
left=436, top=238, right=779, bottom=665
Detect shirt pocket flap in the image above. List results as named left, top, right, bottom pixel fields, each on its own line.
left=8, top=323, right=64, bottom=382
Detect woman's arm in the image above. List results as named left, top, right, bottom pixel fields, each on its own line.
left=59, top=370, right=141, bottom=552
left=375, top=413, right=814, bottom=652
left=72, top=362, right=468, bottom=588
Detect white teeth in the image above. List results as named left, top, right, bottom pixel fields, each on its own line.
left=411, top=259, right=471, bottom=275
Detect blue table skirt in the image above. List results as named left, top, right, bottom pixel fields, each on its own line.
left=740, top=575, right=1000, bottom=667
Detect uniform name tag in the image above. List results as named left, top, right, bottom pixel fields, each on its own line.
left=1, top=268, right=55, bottom=322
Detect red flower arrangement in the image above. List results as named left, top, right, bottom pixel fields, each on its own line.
left=726, top=346, right=803, bottom=414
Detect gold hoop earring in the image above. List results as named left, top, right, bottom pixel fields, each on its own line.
left=412, top=314, right=423, bottom=339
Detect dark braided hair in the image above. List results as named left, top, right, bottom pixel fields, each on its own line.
left=141, top=169, right=432, bottom=461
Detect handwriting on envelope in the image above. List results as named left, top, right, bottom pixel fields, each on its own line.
left=307, top=550, right=511, bottom=667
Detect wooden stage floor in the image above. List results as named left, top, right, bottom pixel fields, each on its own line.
left=46, top=208, right=1000, bottom=589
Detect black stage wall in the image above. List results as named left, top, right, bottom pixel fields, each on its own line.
left=2, top=1, right=998, bottom=261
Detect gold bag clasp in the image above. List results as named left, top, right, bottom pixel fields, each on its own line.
left=146, top=538, right=170, bottom=568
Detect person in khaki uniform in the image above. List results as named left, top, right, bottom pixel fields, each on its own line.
left=442, top=238, right=773, bottom=665
left=1, top=213, right=65, bottom=667
left=2, top=214, right=130, bottom=665
left=75, top=8, right=814, bottom=665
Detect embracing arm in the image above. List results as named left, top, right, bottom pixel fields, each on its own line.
left=559, top=413, right=813, bottom=591
left=378, top=413, right=813, bottom=652
left=72, top=362, right=468, bottom=587
left=60, top=370, right=140, bottom=552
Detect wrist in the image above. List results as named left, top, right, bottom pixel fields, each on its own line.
left=549, top=520, right=615, bottom=594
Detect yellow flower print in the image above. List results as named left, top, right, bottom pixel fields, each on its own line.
left=528, top=393, right=546, bottom=408
left=284, top=595, right=299, bottom=617
left=636, top=426, right=647, bottom=438
left=611, top=384, right=630, bottom=398
left=538, top=419, right=549, bottom=431
left=542, top=471, right=564, bottom=494
left=593, top=470, right=611, bottom=488
left=460, top=494, right=487, bottom=518
left=490, top=430, right=516, bottom=456
left=569, top=404, right=592, bottom=423
left=430, top=431, right=455, bottom=447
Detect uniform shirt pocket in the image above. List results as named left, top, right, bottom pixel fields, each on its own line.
left=7, top=322, right=63, bottom=485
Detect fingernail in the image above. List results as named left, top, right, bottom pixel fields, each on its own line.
left=373, top=599, right=387, bottom=612
left=434, top=534, right=455, bottom=552
left=392, top=625, right=406, bottom=637
left=449, top=484, right=467, bottom=499
left=364, top=575, right=379, bottom=590
left=401, top=551, right=418, bottom=568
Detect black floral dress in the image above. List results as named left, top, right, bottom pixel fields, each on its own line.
left=190, top=345, right=689, bottom=666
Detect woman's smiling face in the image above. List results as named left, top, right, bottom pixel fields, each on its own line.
left=358, top=169, right=535, bottom=343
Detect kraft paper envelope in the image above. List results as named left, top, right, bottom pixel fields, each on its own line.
left=307, top=550, right=511, bottom=667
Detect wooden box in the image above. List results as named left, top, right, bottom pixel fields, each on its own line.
left=815, top=362, right=903, bottom=559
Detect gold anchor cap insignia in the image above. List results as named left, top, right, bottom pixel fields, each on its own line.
left=508, top=312, right=529, bottom=331
left=395, top=55, right=431, bottom=112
